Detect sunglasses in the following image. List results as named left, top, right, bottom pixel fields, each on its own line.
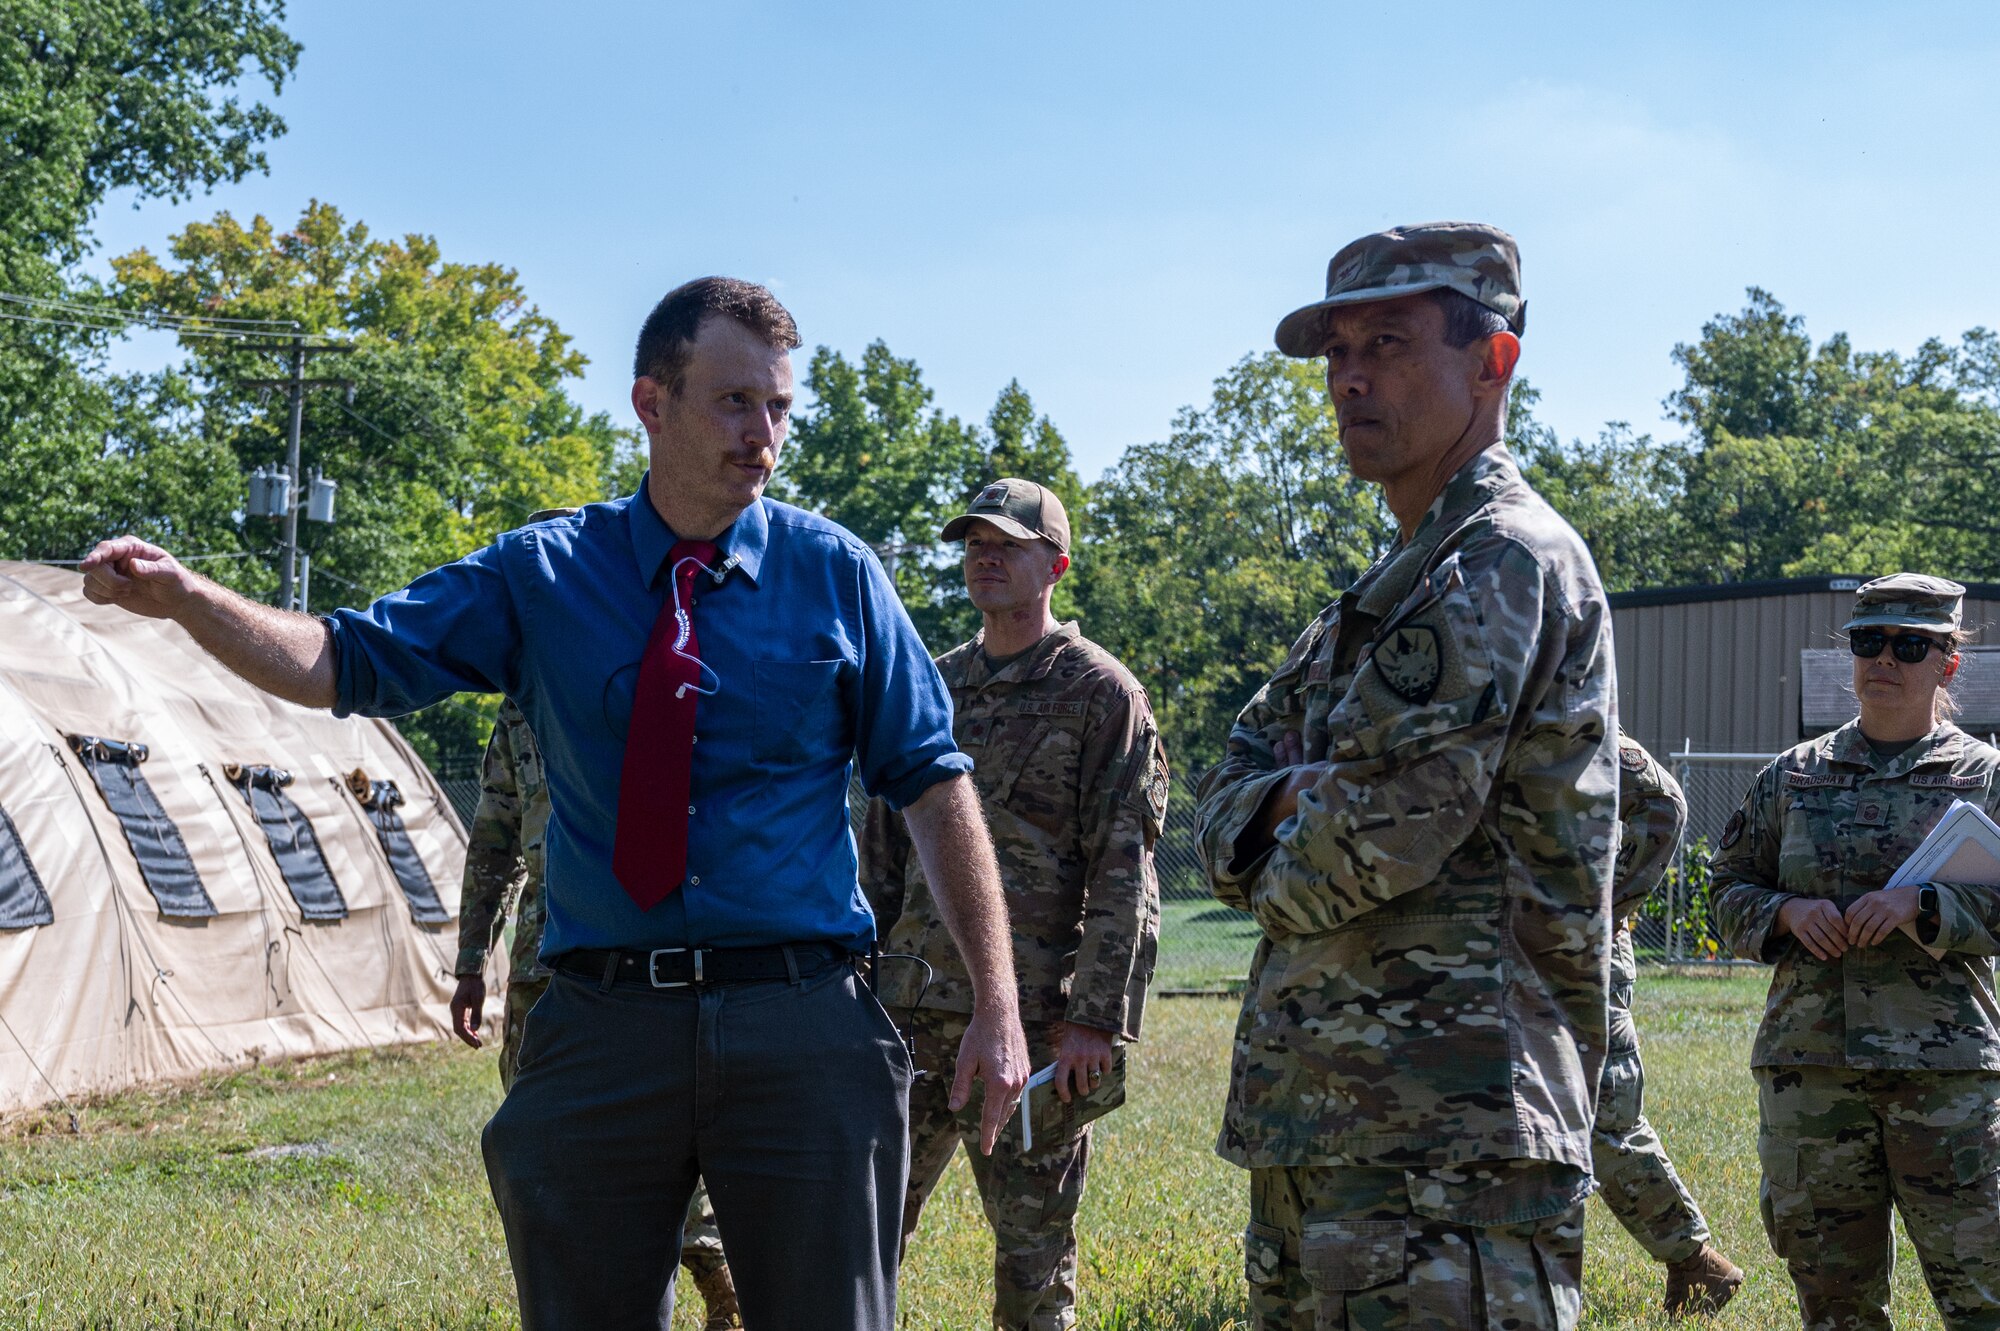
left=1848, top=629, right=1947, bottom=664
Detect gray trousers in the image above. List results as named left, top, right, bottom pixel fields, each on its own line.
left=482, top=957, right=913, bottom=1331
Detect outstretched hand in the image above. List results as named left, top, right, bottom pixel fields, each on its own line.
left=950, top=1005, right=1030, bottom=1155
left=79, top=537, right=200, bottom=619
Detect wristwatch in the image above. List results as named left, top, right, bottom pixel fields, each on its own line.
left=1919, top=884, right=1940, bottom=931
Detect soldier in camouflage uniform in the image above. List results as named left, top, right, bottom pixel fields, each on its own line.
left=860, top=479, right=1166, bottom=1331
left=1712, top=574, right=2000, bottom=1331
left=1194, top=223, right=1618, bottom=1330
left=453, top=698, right=554, bottom=1090
left=1600, top=734, right=1743, bottom=1316
left=448, top=519, right=740, bottom=1330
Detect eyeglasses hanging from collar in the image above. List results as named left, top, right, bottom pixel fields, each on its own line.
left=670, top=551, right=741, bottom=699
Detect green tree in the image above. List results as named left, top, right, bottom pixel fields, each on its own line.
left=777, top=342, right=1086, bottom=651
left=1512, top=380, right=1687, bottom=593
left=104, top=201, right=638, bottom=760
left=1666, top=290, right=2000, bottom=583
left=1076, top=353, right=1391, bottom=775
left=0, top=0, right=300, bottom=559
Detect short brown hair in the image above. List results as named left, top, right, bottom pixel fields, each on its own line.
left=633, top=277, right=801, bottom=394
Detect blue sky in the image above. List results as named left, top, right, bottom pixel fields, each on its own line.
left=92, top=2, right=2000, bottom=480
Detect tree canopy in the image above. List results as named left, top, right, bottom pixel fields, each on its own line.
left=0, top=0, right=301, bottom=563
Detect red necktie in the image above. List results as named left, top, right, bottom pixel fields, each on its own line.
left=613, top=539, right=717, bottom=911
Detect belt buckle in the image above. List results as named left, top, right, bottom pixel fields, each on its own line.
left=647, top=947, right=705, bottom=988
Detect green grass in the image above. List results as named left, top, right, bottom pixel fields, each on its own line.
left=0, top=972, right=1945, bottom=1328
left=1155, top=897, right=1260, bottom=993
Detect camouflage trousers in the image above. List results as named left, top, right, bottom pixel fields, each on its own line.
left=1758, top=1065, right=2000, bottom=1331
left=1591, top=1031, right=1710, bottom=1264
left=896, top=1007, right=1106, bottom=1331
left=502, top=977, right=729, bottom=1284
left=1245, top=1161, right=1588, bottom=1331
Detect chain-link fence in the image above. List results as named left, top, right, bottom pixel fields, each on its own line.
left=429, top=749, right=1776, bottom=987
left=1639, top=752, right=1774, bottom=964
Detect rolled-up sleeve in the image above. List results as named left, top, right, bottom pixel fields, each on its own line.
left=326, top=543, right=521, bottom=718
left=849, top=548, right=972, bottom=809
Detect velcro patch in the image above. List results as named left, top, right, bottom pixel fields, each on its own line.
left=1719, top=810, right=1745, bottom=850
left=1784, top=772, right=1854, bottom=789
left=1012, top=700, right=1086, bottom=718
left=1618, top=744, right=1648, bottom=773
left=1372, top=624, right=1442, bottom=704
left=1910, top=772, right=1989, bottom=789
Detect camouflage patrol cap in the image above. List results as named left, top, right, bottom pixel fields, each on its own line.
left=1275, top=221, right=1525, bottom=357
left=494, top=506, right=579, bottom=540
left=1842, top=572, right=1965, bottom=633
left=527, top=507, right=579, bottom=525
left=939, top=479, right=1070, bottom=554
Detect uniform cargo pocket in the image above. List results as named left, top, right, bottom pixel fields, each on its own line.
left=1950, top=1116, right=2000, bottom=1266
left=1756, top=1136, right=1819, bottom=1269
left=1951, top=1115, right=2000, bottom=1186
left=1405, top=1162, right=1591, bottom=1227
left=1244, top=1221, right=1285, bottom=1289
left=1299, top=1219, right=1404, bottom=1292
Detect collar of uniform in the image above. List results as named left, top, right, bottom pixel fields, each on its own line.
left=626, top=472, right=769, bottom=588
left=964, top=621, right=1080, bottom=688
left=1824, top=718, right=1967, bottom=777
left=1349, top=447, right=1522, bottom=622
left=1408, top=443, right=1521, bottom=548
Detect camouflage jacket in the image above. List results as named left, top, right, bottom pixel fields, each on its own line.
left=453, top=700, right=552, bottom=980
left=1193, top=445, right=1618, bottom=1171
left=1711, top=720, right=2000, bottom=1070
left=859, top=623, right=1167, bottom=1039
left=1611, top=735, right=1687, bottom=1051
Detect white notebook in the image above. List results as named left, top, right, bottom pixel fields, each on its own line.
left=1886, top=800, right=2000, bottom=959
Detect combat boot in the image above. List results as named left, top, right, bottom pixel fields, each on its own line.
left=1663, top=1244, right=1744, bottom=1318
left=692, top=1261, right=742, bottom=1331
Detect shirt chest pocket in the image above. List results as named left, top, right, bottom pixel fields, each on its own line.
left=1780, top=790, right=1848, bottom=889
left=967, top=713, right=1083, bottom=812
left=751, top=660, right=846, bottom=767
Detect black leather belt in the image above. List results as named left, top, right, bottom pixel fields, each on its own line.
left=555, top=942, right=852, bottom=989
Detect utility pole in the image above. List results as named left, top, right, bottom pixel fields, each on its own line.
left=234, top=334, right=356, bottom=610
left=280, top=338, right=305, bottom=610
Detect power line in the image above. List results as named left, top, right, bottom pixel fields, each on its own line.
left=0, top=307, right=318, bottom=345
left=332, top=400, right=546, bottom=524
left=23, top=551, right=270, bottom=566
left=0, top=290, right=302, bottom=330
left=0, top=292, right=352, bottom=349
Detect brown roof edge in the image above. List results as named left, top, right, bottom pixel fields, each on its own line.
left=1609, top=574, right=2000, bottom=610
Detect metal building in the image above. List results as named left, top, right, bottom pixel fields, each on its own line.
left=1612, top=574, right=2000, bottom=756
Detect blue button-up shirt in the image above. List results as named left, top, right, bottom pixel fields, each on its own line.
left=326, top=479, right=971, bottom=956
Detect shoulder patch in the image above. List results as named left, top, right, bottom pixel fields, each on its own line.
left=1619, top=744, right=1648, bottom=773
left=1372, top=624, right=1441, bottom=704
left=1719, top=809, right=1745, bottom=850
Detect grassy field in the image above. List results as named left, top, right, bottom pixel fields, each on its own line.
left=0, top=971, right=1943, bottom=1328
left=1154, top=897, right=1260, bottom=993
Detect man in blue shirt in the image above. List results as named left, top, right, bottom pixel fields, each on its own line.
left=80, top=277, right=1031, bottom=1331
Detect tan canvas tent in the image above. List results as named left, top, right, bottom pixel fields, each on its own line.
left=0, top=561, right=473, bottom=1115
